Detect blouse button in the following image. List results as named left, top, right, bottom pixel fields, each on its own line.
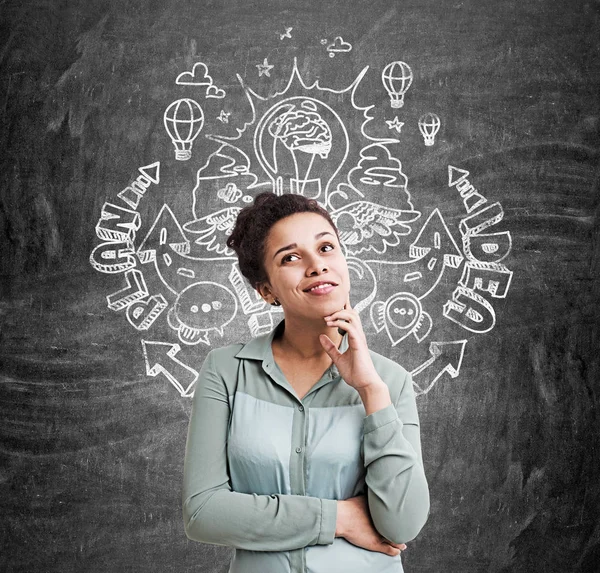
left=298, top=405, right=304, bottom=412
left=295, top=447, right=302, bottom=454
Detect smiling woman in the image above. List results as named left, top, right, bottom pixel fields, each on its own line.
left=182, top=192, right=430, bottom=573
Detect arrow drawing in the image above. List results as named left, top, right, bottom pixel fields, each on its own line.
left=141, top=340, right=198, bottom=397
left=411, top=339, right=467, bottom=396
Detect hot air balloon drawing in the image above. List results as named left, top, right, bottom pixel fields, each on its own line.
left=163, top=98, right=205, bottom=161
left=381, top=61, right=413, bottom=109
left=418, top=112, right=441, bottom=146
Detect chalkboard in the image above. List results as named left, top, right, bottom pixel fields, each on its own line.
left=1, top=1, right=599, bottom=572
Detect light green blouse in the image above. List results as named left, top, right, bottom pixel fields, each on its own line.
left=183, top=320, right=429, bottom=573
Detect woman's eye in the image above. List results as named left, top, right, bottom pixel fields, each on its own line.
left=282, top=254, right=299, bottom=263
left=321, top=243, right=334, bottom=252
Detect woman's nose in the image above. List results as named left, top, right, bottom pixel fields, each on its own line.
left=306, top=255, right=328, bottom=276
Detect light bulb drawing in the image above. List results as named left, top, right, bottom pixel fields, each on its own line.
left=163, top=98, right=205, bottom=161
left=381, top=61, right=413, bottom=109
left=418, top=112, right=441, bottom=146
left=255, top=97, right=345, bottom=200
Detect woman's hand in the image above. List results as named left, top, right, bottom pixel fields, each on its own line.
left=320, top=296, right=392, bottom=414
left=336, top=495, right=406, bottom=556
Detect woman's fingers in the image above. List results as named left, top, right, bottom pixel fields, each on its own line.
left=319, top=334, right=342, bottom=361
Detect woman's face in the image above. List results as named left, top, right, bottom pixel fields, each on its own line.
left=258, top=212, right=350, bottom=321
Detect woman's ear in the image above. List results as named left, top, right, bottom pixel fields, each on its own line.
left=256, top=283, right=275, bottom=305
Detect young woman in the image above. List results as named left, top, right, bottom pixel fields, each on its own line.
left=183, top=192, right=429, bottom=573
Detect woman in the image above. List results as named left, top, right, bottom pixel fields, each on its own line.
left=183, top=192, right=429, bottom=573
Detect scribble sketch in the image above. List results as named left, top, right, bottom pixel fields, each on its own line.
left=95, top=202, right=141, bottom=244
left=137, top=204, right=236, bottom=296
left=411, top=340, right=467, bottom=396
left=176, top=62, right=226, bottom=98
left=382, top=61, right=413, bottom=109
left=206, top=84, right=226, bottom=99
left=163, top=98, right=204, bottom=160
left=255, top=98, right=335, bottom=199
left=385, top=117, right=404, bottom=133
left=89, top=55, right=516, bottom=398
left=183, top=207, right=241, bottom=256
left=279, top=27, right=293, bottom=40
left=126, top=293, right=168, bottom=331
left=229, top=263, right=269, bottom=315
left=346, top=258, right=378, bottom=313
left=204, top=59, right=398, bottom=211
left=217, top=110, right=231, bottom=123
left=418, top=112, right=441, bottom=146
left=460, top=201, right=512, bottom=264
left=117, top=162, right=160, bottom=210
left=142, top=340, right=198, bottom=397
left=256, top=58, right=274, bottom=77
left=326, top=36, right=352, bottom=57
left=448, top=165, right=487, bottom=214
left=176, top=62, right=215, bottom=86
left=370, top=292, right=432, bottom=346
left=217, top=182, right=243, bottom=203
left=90, top=240, right=136, bottom=274
left=106, top=268, right=148, bottom=311
left=189, top=142, right=265, bottom=222
left=332, top=201, right=419, bottom=256
left=443, top=286, right=496, bottom=333
left=167, top=281, right=238, bottom=345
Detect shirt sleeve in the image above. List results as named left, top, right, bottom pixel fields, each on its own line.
left=182, top=350, right=337, bottom=550
left=362, top=368, right=430, bottom=544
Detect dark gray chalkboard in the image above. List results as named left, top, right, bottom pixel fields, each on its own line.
left=1, top=0, right=599, bottom=572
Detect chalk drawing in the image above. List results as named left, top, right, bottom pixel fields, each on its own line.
left=166, top=281, right=238, bottom=345
left=117, top=162, right=160, bottom=210
left=217, top=182, right=243, bottom=203
left=370, top=292, right=432, bottom=346
left=176, top=62, right=226, bottom=98
left=183, top=207, right=241, bottom=256
left=411, top=340, right=467, bottom=396
left=142, top=340, right=198, bottom=397
left=176, top=62, right=215, bottom=86
left=163, top=99, right=204, bottom=161
left=382, top=61, right=413, bottom=109
left=126, top=294, right=168, bottom=331
left=279, top=27, right=293, bottom=40
left=326, top=36, right=352, bottom=57
left=418, top=112, right=441, bottom=146
left=217, top=110, right=231, bottom=123
left=90, top=55, right=515, bottom=398
left=448, top=165, right=488, bottom=213
left=256, top=58, right=274, bottom=77
left=385, top=117, right=405, bottom=133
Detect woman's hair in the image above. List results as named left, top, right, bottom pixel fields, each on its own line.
left=226, top=192, right=339, bottom=289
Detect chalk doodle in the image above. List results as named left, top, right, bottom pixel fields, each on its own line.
left=91, top=48, right=513, bottom=398
left=386, top=117, right=405, bottom=133
left=217, top=110, right=231, bottom=123
left=176, top=61, right=226, bottom=99
left=163, top=99, right=204, bottom=160
left=382, top=61, right=413, bottom=109
left=256, top=58, right=274, bottom=77
left=418, top=112, right=441, bottom=146
left=325, top=36, right=353, bottom=58
left=279, top=27, right=293, bottom=40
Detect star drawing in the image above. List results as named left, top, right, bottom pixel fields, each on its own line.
left=386, top=117, right=405, bottom=133
left=279, top=27, right=293, bottom=40
left=217, top=110, right=231, bottom=123
left=256, top=58, right=274, bottom=77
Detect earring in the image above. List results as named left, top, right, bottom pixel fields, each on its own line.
left=271, top=298, right=281, bottom=307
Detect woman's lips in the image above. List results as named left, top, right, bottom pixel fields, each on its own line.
left=304, top=283, right=337, bottom=295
